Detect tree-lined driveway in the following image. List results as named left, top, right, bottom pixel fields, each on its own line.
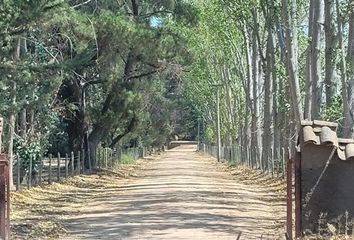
left=65, top=145, right=285, bottom=240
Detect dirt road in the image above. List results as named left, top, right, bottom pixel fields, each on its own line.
left=63, top=145, right=285, bottom=240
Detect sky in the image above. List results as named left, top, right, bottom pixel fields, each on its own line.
left=150, top=16, right=163, bottom=28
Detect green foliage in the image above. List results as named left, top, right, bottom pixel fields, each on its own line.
left=119, top=155, right=135, bottom=165
left=0, top=0, right=203, bottom=166
left=205, top=127, right=216, bottom=144
left=14, top=136, right=43, bottom=172
left=321, top=97, right=343, bottom=123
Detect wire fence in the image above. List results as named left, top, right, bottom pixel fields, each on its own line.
left=199, top=143, right=287, bottom=178
left=13, top=146, right=150, bottom=191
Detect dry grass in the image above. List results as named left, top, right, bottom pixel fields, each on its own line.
left=10, top=158, right=153, bottom=239
left=200, top=153, right=287, bottom=195
left=301, top=236, right=352, bottom=240
left=199, top=155, right=354, bottom=240
left=228, top=165, right=286, bottom=194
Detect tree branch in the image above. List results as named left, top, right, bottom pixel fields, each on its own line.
left=126, top=70, right=158, bottom=81
left=131, top=0, right=139, bottom=16
left=72, top=0, right=93, bottom=9
left=109, top=115, right=138, bottom=148
left=139, top=10, right=174, bottom=18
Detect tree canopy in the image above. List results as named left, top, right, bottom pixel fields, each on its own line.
left=1, top=0, right=354, bottom=182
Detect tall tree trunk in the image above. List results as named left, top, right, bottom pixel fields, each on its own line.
left=337, top=0, right=350, bottom=137
left=60, top=79, right=85, bottom=154
left=282, top=0, right=303, bottom=126
left=345, top=9, right=354, bottom=138
left=251, top=9, right=263, bottom=168
left=272, top=44, right=279, bottom=169
left=245, top=26, right=260, bottom=168
left=311, top=0, right=324, bottom=119
left=88, top=54, right=137, bottom=165
left=19, top=108, right=27, bottom=139
left=262, top=13, right=274, bottom=171
left=88, top=126, right=108, bottom=167
left=7, top=37, right=22, bottom=189
left=324, top=0, right=337, bottom=108
left=304, top=0, right=315, bottom=120
left=8, top=82, right=16, bottom=189
left=19, top=38, right=28, bottom=139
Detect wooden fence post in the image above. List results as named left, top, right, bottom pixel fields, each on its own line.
left=48, top=154, right=52, bottom=184
left=77, top=151, right=81, bottom=175
left=16, top=154, right=20, bottom=191
left=82, top=150, right=85, bottom=173
left=111, top=150, right=113, bottom=167
left=119, top=148, right=123, bottom=162
left=28, top=155, right=32, bottom=188
left=282, top=147, right=286, bottom=179
left=0, top=117, right=3, bottom=153
left=97, top=147, right=100, bottom=169
left=38, top=158, right=43, bottom=186
left=57, top=153, right=61, bottom=182
left=88, top=150, right=92, bottom=171
left=105, top=149, right=108, bottom=169
left=65, top=153, right=68, bottom=178
left=271, top=146, right=274, bottom=177
left=71, top=152, right=74, bottom=176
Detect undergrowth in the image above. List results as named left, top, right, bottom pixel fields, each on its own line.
left=119, top=154, right=135, bottom=165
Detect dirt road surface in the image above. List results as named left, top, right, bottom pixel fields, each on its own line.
left=63, top=145, right=285, bottom=240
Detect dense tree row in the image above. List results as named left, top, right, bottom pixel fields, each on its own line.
left=0, top=0, right=198, bottom=186
left=2, top=0, right=354, bottom=183
left=184, top=0, right=354, bottom=170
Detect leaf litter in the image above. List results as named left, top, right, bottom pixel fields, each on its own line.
left=10, top=158, right=153, bottom=239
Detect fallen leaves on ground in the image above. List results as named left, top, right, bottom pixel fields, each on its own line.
left=10, top=158, right=153, bottom=240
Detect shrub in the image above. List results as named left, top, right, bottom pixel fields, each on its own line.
left=119, top=154, right=135, bottom=165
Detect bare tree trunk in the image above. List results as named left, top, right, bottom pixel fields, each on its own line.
left=282, top=0, right=303, bottom=126
left=251, top=27, right=261, bottom=168
left=7, top=38, right=22, bottom=189
left=311, top=0, right=324, bottom=119
left=244, top=26, right=259, bottom=168
left=337, top=0, right=350, bottom=137
left=19, top=38, right=28, bottom=139
left=345, top=9, right=354, bottom=137
left=304, top=0, right=314, bottom=120
left=8, top=82, right=16, bottom=189
left=324, top=0, right=337, bottom=108
left=272, top=45, right=279, bottom=169
left=19, top=109, right=27, bottom=139
left=262, top=11, right=274, bottom=170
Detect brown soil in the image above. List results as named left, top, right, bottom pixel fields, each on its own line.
left=11, top=145, right=286, bottom=239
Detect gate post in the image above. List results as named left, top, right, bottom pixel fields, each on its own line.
left=0, top=117, right=3, bottom=153
left=294, top=151, right=302, bottom=238
left=0, top=155, right=9, bottom=240
left=286, top=149, right=293, bottom=239
left=0, top=117, right=10, bottom=240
